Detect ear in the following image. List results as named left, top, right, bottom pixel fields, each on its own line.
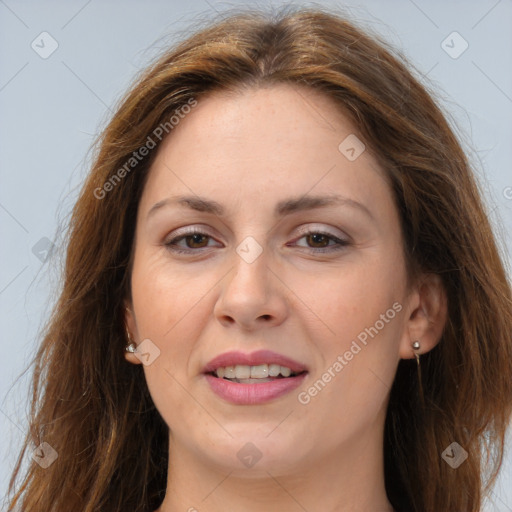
left=124, top=301, right=142, bottom=365
left=398, top=273, right=448, bottom=359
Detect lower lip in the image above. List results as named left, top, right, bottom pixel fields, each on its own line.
left=204, top=373, right=308, bottom=405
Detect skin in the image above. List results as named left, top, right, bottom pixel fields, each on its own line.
left=124, top=84, right=446, bottom=512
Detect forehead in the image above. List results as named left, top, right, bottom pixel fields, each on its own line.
left=138, top=84, right=392, bottom=220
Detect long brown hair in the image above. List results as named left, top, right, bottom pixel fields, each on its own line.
left=7, top=6, right=512, bottom=512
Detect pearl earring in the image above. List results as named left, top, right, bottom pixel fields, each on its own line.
left=125, top=329, right=137, bottom=353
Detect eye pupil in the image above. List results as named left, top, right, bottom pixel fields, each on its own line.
left=188, top=234, right=208, bottom=248
left=307, top=234, right=329, bottom=247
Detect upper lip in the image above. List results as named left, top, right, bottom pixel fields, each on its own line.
left=203, top=350, right=308, bottom=374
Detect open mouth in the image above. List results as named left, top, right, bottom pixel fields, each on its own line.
left=204, top=359, right=309, bottom=404
left=207, top=363, right=307, bottom=384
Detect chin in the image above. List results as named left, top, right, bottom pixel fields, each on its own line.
left=203, top=430, right=308, bottom=475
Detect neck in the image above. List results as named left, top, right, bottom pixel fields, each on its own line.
left=156, top=409, right=393, bottom=512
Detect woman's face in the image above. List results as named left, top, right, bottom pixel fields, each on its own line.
left=126, top=84, right=416, bottom=476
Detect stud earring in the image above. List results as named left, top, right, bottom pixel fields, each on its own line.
left=125, top=329, right=137, bottom=353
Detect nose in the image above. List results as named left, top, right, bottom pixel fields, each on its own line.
left=213, top=246, right=288, bottom=331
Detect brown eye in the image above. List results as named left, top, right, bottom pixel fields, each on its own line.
left=183, top=234, right=210, bottom=248
left=164, top=229, right=223, bottom=255
left=306, top=233, right=331, bottom=248
left=292, top=230, right=350, bottom=253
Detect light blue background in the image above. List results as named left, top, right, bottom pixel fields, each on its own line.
left=1, top=0, right=511, bottom=509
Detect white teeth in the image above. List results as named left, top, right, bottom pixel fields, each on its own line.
left=214, top=363, right=297, bottom=379
left=268, top=363, right=281, bottom=377
left=224, top=366, right=236, bottom=379
left=280, top=366, right=291, bottom=377
left=250, top=364, right=269, bottom=378
left=235, top=365, right=251, bottom=379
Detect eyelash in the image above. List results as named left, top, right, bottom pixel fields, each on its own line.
left=164, top=228, right=350, bottom=255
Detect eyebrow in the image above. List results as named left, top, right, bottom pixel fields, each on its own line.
left=147, top=193, right=373, bottom=220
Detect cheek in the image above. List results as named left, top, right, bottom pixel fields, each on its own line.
left=292, top=248, right=405, bottom=414
left=129, top=258, right=214, bottom=429
left=130, top=245, right=210, bottom=339
left=291, top=251, right=405, bottom=343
